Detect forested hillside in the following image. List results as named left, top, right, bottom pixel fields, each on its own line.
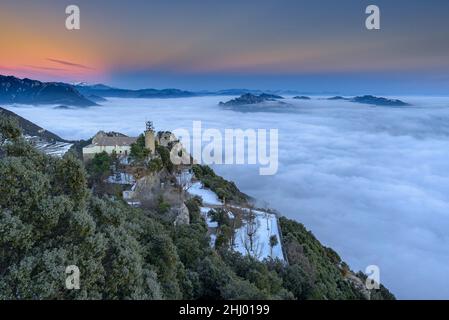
left=0, top=116, right=395, bottom=299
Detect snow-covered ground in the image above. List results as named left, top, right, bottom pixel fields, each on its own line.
left=201, top=205, right=285, bottom=261
left=119, top=156, right=131, bottom=165
left=25, top=136, right=73, bottom=157
left=106, top=172, right=135, bottom=185
left=188, top=182, right=222, bottom=205
left=233, top=210, right=285, bottom=262
left=210, top=234, right=217, bottom=248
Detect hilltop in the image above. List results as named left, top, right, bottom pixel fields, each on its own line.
left=326, top=95, right=410, bottom=106
left=219, top=93, right=285, bottom=107
left=351, top=95, right=410, bottom=106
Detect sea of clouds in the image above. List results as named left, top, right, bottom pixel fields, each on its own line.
left=4, top=95, right=449, bottom=299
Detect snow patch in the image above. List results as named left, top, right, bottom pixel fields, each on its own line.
left=24, top=135, right=73, bottom=157
left=188, top=182, right=222, bottom=205
left=233, top=210, right=285, bottom=262
left=106, top=172, right=135, bottom=185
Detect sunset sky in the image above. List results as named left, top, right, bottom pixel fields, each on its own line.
left=1, top=0, right=449, bottom=93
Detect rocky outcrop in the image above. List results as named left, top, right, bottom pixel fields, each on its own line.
left=173, top=202, right=190, bottom=226
left=133, top=169, right=189, bottom=225
left=344, top=273, right=371, bottom=300
left=134, top=173, right=163, bottom=203
left=157, top=131, right=177, bottom=147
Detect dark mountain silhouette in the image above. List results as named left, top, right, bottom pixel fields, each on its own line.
left=351, top=95, right=410, bottom=106
left=293, top=96, right=311, bottom=100
left=219, top=93, right=284, bottom=106
left=75, top=84, right=196, bottom=98
left=326, top=95, right=410, bottom=106
left=327, top=96, right=348, bottom=101
left=0, top=75, right=96, bottom=107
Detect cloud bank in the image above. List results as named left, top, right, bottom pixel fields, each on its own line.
left=4, top=95, right=449, bottom=299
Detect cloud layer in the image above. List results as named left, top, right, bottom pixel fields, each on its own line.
left=5, top=95, right=449, bottom=299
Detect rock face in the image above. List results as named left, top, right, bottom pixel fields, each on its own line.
left=0, top=75, right=96, bottom=107
left=133, top=170, right=189, bottom=225
left=157, top=131, right=177, bottom=147
left=173, top=202, right=190, bottom=226
left=345, top=273, right=371, bottom=300
left=219, top=93, right=284, bottom=106
left=134, top=173, right=163, bottom=204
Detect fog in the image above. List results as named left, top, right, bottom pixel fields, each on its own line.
left=4, top=95, right=449, bottom=299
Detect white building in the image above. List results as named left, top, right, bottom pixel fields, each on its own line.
left=82, top=131, right=137, bottom=161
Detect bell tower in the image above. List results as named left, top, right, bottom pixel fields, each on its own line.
left=144, top=121, right=155, bottom=154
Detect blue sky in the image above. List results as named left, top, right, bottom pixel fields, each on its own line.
left=1, top=0, right=449, bottom=93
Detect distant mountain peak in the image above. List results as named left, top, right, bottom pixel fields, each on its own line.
left=351, top=95, right=410, bottom=106
left=0, top=74, right=97, bottom=107
left=74, top=83, right=196, bottom=98
left=219, top=93, right=284, bottom=107
left=71, top=81, right=90, bottom=86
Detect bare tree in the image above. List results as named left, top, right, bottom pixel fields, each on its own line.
left=242, top=233, right=263, bottom=259
left=246, top=207, right=257, bottom=253
left=229, top=209, right=236, bottom=247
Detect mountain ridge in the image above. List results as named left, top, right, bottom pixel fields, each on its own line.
left=0, top=75, right=97, bottom=107
left=0, top=106, right=67, bottom=142
left=75, top=83, right=196, bottom=98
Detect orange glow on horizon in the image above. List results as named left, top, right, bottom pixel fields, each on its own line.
left=0, top=13, right=107, bottom=82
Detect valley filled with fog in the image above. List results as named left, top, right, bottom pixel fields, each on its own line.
left=4, top=96, right=449, bottom=299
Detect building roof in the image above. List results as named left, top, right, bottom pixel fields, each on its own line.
left=86, top=131, right=137, bottom=147
left=91, top=136, right=137, bottom=146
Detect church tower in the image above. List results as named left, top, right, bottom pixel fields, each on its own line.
left=144, top=121, right=155, bottom=154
